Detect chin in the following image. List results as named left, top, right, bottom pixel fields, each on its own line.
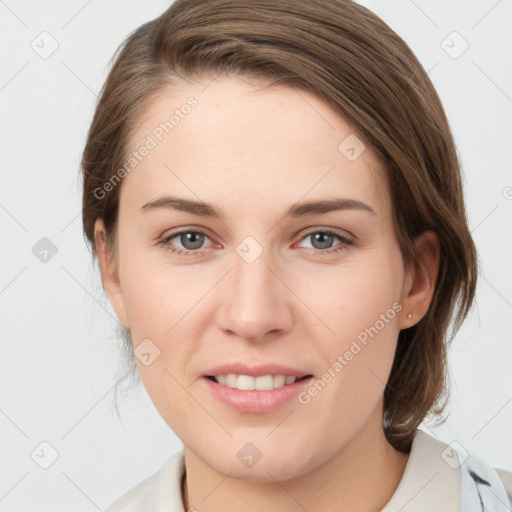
left=202, top=448, right=315, bottom=483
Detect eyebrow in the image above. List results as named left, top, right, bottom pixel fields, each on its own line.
left=140, top=196, right=376, bottom=219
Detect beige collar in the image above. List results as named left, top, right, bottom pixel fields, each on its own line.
left=382, top=429, right=460, bottom=511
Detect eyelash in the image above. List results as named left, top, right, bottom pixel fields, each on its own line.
left=158, top=228, right=354, bottom=257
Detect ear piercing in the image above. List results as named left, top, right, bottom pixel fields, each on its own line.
left=407, top=312, right=412, bottom=319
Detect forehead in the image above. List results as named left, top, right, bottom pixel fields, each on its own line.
left=121, top=75, right=391, bottom=218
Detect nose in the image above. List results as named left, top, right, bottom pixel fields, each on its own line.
left=215, top=245, right=295, bottom=343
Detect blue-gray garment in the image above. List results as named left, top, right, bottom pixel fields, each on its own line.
left=456, top=441, right=511, bottom=511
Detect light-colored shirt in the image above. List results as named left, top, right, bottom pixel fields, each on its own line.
left=106, top=429, right=512, bottom=511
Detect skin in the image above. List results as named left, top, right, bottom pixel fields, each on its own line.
left=95, top=75, right=440, bottom=512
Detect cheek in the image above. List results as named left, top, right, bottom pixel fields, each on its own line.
left=119, top=260, right=201, bottom=428
left=295, top=247, right=404, bottom=345
left=337, top=268, right=402, bottom=350
left=117, top=239, right=206, bottom=341
left=294, top=247, right=404, bottom=406
left=116, top=243, right=209, bottom=394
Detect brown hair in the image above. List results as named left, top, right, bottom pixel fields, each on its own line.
left=81, top=0, right=478, bottom=452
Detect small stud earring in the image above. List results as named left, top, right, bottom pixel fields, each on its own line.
left=407, top=312, right=412, bottom=319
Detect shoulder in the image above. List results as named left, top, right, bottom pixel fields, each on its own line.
left=496, top=467, right=512, bottom=504
left=427, top=429, right=512, bottom=511
left=383, top=429, right=511, bottom=511
left=381, top=429, right=463, bottom=511
left=105, top=451, right=186, bottom=512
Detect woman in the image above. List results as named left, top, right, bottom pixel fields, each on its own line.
left=81, top=0, right=512, bottom=510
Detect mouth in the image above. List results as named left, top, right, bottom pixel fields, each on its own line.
left=201, top=362, right=315, bottom=412
left=205, top=374, right=313, bottom=391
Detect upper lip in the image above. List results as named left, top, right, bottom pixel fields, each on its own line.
left=203, top=363, right=313, bottom=378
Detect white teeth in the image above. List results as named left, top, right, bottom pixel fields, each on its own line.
left=256, top=375, right=276, bottom=391
left=226, top=374, right=238, bottom=388
left=237, top=375, right=256, bottom=390
left=272, top=375, right=285, bottom=389
left=214, top=373, right=298, bottom=390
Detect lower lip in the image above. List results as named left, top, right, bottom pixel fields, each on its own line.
left=202, top=376, right=314, bottom=413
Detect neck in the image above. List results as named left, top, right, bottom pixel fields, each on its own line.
left=181, top=415, right=410, bottom=512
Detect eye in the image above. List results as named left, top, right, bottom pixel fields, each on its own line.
left=159, top=229, right=213, bottom=256
left=296, top=229, right=354, bottom=255
left=159, top=227, right=354, bottom=257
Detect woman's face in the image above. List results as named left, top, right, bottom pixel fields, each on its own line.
left=96, top=75, right=420, bottom=480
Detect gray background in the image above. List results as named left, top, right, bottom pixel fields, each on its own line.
left=1, top=0, right=511, bottom=510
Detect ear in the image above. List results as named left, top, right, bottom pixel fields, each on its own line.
left=94, top=218, right=130, bottom=328
left=399, top=230, right=440, bottom=329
